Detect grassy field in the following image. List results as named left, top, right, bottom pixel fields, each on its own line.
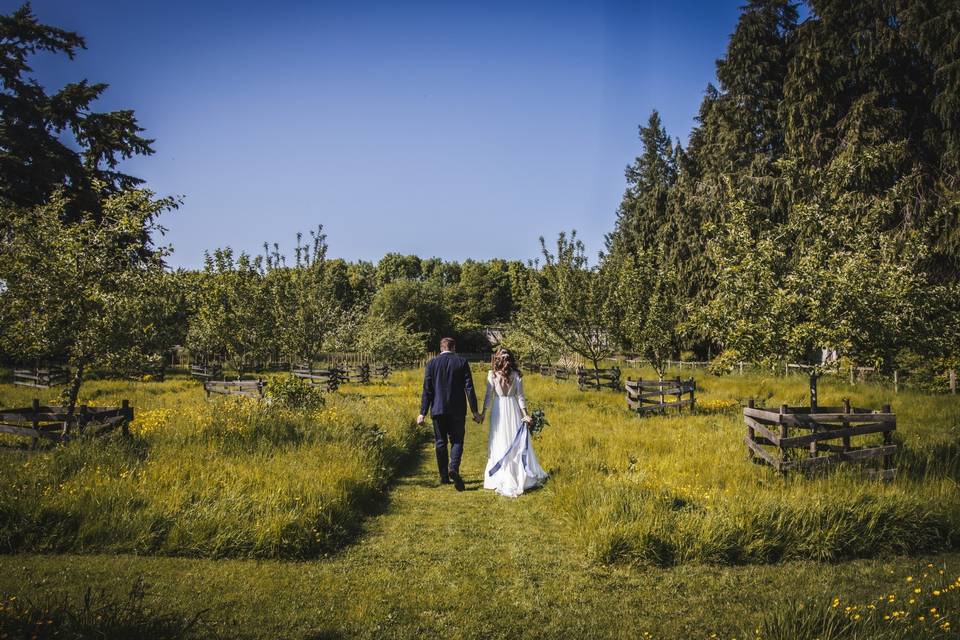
left=0, top=366, right=958, bottom=638
left=0, top=374, right=422, bottom=558
left=537, top=365, right=960, bottom=566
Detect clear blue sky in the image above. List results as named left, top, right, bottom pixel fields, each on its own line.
left=18, top=0, right=746, bottom=268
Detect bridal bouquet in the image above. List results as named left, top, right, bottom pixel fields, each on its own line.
left=527, top=408, right=549, bottom=436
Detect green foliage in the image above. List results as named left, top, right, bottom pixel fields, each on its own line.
left=186, top=248, right=271, bottom=373
left=606, top=110, right=677, bottom=257
left=0, top=188, right=176, bottom=411
left=356, top=314, right=427, bottom=366
left=707, top=349, right=744, bottom=376
left=0, top=4, right=154, bottom=221
left=498, top=325, right=558, bottom=364
left=368, top=279, right=451, bottom=348
left=264, top=374, right=325, bottom=411
left=266, top=227, right=347, bottom=365
left=517, top=231, right=617, bottom=370
left=375, top=253, right=422, bottom=287
left=608, top=249, right=679, bottom=378
left=604, top=0, right=960, bottom=372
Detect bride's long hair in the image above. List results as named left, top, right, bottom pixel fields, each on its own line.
left=491, top=348, right=521, bottom=381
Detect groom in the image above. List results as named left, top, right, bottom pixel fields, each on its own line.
left=417, top=337, right=480, bottom=492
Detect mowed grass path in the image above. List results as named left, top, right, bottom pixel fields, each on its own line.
left=2, top=428, right=959, bottom=639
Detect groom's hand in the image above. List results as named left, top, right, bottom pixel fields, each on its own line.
left=416, top=414, right=425, bottom=426
left=472, top=412, right=482, bottom=424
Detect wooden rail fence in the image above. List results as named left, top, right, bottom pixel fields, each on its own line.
left=13, top=366, right=69, bottom=388
left=190, top=363, right=223, bottom=381
left=292, top=365, right=346, bottom=392
left=0, top=399, right=133, bottom=444
left=526, top=362, right=623, bottom=392
left=743, top=398, right=896, bottom=479
left=578, top=366, right=621, bottom=391
left=625, top=377, right=696, bottom=414
left=374, top=363, right=392, bottom=382
left=342, top=363, right=371, bottom=384
left=203, top=379, right=267, bottom=399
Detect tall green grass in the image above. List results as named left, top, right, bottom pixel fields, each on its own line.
left=747, top=561, right=959, bottom=639
left=0, top=578, right=215, bottom=640
left=523, top=365, right=960, bottom=567
left=0, top=373, right=424, bottom=559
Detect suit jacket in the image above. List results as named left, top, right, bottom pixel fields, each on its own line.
left=420, top=351, right=478, bottom=417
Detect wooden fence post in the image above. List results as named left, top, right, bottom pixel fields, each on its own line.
left=809, top=372, right=819, bottom=412
left=841, top=398, right=851, bottom=454
left=746, top=398, right=755, bottom=460
left=882, top=403, right=893, bottom=471
left=778, top=404, right=789, bottom=473
left=31, top=398, right=40, bottom=449
left=849, top=365, right=855, bottom=385
left=893, top=370, right=898, bottom=394
left=950, top=369, right=957, bottom=395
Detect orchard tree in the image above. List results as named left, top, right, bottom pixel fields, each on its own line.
left=186, top=249, right=272, bottom=376
left=518, top=231, right=617, bottom=373
left=0, top=188, right=176, bottom=414
left=267, top=227, right=346, bottom=366
left=0, top=4, right=154, bottom=221
left=607, top=249, right=678, bottom=379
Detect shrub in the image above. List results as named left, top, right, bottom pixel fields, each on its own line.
left=708, top=349, right=742, bottom=375
left=264, top=374, right=324, bottom=410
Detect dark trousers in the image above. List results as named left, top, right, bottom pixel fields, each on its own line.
left=432, top=414, right=465, bottom=479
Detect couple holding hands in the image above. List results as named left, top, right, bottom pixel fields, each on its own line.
left=417, top=337, right=548, bottom=497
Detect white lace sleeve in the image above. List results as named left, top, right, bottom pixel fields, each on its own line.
left=483, top=371, right=493, bottom=411
left=515, top=372, right=527, bottom=412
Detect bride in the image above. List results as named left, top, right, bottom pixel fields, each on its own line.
left=477, top=349, right=548, bottom=497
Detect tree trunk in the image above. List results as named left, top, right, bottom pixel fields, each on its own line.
left=809, top=371, right=819, bottom=412
left=65, top=360, right=86, bottom=419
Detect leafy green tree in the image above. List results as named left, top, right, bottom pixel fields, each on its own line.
left=356, top=314, right=426, bottom=366
left=422, top=258, right=461, bottom=286
left=606, top=110, right=677, bottom=257
left=368, top=279, right=451, bottom=348
left=186, top=249, right=272, bottom=376
left=607, top=249, right=677, bottom=379
left=0, top=4, right=154, bottom=220
left=0, top=188, right=174, bottom=413
left=375, top=253, right=422, bottom=287
left=267, top=227, right=346, bottom=366
left=518, top=231, right=617, bottom=372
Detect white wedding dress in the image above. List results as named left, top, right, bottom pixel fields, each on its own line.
left=482, top=370, right=548, bottom=497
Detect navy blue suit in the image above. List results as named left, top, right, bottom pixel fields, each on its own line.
left=420, top=351, right=478, bottom=479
